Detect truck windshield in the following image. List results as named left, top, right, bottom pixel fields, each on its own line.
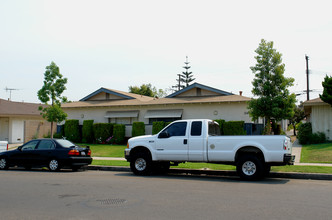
left=208, top=122, right=221, bottom=136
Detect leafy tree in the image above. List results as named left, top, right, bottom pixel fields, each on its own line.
left=129, top=83, right=167, bottom=98
left=319, top=75, right=332, bottom=107
left=248, top=39, right=296, bottom=134
left=37, top=62, right=68, bottom=138
left=289, top=105, right=307, bottom=136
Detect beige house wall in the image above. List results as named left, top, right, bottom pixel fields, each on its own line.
left=64, top=102, right=251, bottom=136
left=24, top=120, right=57, bottom=143
left=311, top=105, right=332, bottom=140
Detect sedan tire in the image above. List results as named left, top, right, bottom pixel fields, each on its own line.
left=48, top=159, right=61, bottom=171
left=0, top=157, right=9, bottom=170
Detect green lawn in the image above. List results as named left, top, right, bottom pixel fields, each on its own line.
left=301, top=143, right=332, bottom=163
left=79, top=144, right=126, bottom=157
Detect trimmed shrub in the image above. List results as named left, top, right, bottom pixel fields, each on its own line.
left=64, top=119, right=80, bottom=143
left=113, top=124, right=126, bottom=144
left=310, top=132, right=327, bottom=144
left=214, top=119, right=225, bottom=135
left=152, top=121, right=165, bottom=134
left=223, top=121, right=246, bottom=135
left=297, top=123, right=312, bottom=145
left=132, top=122, right=145, bottom=137
left=93, top=123, right=113, bottom=144
left=82, top=120, right=94, bottom=143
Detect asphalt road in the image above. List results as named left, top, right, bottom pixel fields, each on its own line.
left=1, top=169, right=332, bottom=220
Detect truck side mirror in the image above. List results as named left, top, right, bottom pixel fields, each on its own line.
left=158, top=131, right=170, bottom=139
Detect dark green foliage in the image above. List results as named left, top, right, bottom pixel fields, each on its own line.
left=223, top=121, right=246, bottom=135
left=214, top=119, right=225, bottom=135
left=152, top=121, right=165, bottom=134
left=132, top=122, right=145, bottom=137
left=64, top=120, right=80, bottom=143
left=310, top=132, right=327, bottom=144
left=320, top=75, right=332, bottom=107
left=113, top=124, right=126, bottom=144
left=298, top=123, right=327, bottom=144
left=298, top=123, right=313, bottom=145
left=82, top=120, right=94, bottom=143
left=93, top=123, right=113, bottom=143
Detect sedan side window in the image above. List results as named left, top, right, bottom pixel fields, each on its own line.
left=163, top=122, right=187, bottom=137
left=21, top=140, right=39, bottom=151
left=37, top=140, right=55, bottom=150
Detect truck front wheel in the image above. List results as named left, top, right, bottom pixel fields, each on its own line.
left=236, top=155, right=264, bottom=180
left=130, top=153, right=152, bottom=176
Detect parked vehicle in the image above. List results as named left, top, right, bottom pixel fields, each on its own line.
left=0, top=141, right=8, bottom=153
left=0, top=139, right=92, bottom=171
left=125, top=119, right=295, bottom=180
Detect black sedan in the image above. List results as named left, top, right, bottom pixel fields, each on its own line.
left=0, top=139, right=92, bottom=171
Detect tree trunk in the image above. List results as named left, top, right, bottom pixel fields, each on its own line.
left=51, top=121, right=54, bottom=139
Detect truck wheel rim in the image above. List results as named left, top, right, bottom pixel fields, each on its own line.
left=49, top=160, right=58, bottom=170
left=242, top=161, right=256, bottom=176
left=0, top=158, right=6, bottom=169
left=135, top=158, right=146, bottom=171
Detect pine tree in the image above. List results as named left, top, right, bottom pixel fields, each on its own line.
left=172, top=56, right=195, bottom=91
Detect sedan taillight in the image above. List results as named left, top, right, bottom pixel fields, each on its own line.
left=87, top=149, right=91, bottom=156
left=68, top=149, right=80, bottom=156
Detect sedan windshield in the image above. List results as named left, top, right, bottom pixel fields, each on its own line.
left=56, top=139, right=76, bottom=148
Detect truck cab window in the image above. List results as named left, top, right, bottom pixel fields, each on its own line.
left=163, top=122, right=187, bottom=137
left=191, top=121, right=202, bottom=136
left=208, top=122, right=221, bottom=136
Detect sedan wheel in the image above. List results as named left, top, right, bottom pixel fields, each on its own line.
left=48, top=159, right=60, bottom=171
left=0, top=158, right=8, bottom=170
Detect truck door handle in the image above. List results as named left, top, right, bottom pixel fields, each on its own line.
left=183, top=139, right=187, bottom=145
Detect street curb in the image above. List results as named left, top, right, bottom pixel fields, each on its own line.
left=88, top=166, right=332, bottom=181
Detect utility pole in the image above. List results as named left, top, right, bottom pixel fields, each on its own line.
left=305, top=55, right=310, bottom=100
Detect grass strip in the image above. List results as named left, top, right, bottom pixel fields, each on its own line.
left=301, top=143, right=332, bottom=163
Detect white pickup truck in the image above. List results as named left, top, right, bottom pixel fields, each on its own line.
left=0, top=141, right=8, bottom=153
left=125, top=119, right=295, bottom=180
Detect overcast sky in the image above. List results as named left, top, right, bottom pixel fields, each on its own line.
left=1, top=0, right=331, bottom=104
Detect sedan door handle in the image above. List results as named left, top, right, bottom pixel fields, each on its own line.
left=183, top=139, right=188, bottom=145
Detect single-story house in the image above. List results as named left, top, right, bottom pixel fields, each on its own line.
left=0, top=98, right=56, bottom=143
left=303, top=97, right=332, bottom=140
left=62, top=83, right=254, bottom=137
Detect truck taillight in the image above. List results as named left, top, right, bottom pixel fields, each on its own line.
left=7, top=144, right=8, bottom=151
left=68, top=149, right=80, bottom=156
left=283, top=139, right=288, bottom=150
left=127, top=142, right=129, bottom=149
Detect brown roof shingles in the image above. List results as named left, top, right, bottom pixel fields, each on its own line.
left=62, top=94, right=251, bottom=109
left=0, top=98, right=43, bottom=116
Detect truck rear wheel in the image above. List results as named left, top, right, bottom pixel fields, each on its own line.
left=236, top=155, right=264, bottom=180
left=130, top=153, right=152, bottom=176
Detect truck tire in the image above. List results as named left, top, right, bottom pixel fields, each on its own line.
left=130, top=153, right=152, bottom=176
left=236, top=155, right=264, bottom=180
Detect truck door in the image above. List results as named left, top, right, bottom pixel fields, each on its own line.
left=188, top=121, right=205, bottom=161
left=154, top=121, right=188, bottom=161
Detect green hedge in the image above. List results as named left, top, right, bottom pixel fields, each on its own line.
left=298, top=123, right=327, bottom=144
left=152, top=121, right=165, bottom=134
left=64, top=119, right=80, bottom=142
left=93, top=123, right=113, bottom=144
left=214, top=119, right=225, bottom=135
left=132, top=122, right=145, bottom=137
left=82, top=120, right=94, bottom=143
left=223, top=121, right=246, bottom=135
left=113, top=124, right=126, bottom=144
